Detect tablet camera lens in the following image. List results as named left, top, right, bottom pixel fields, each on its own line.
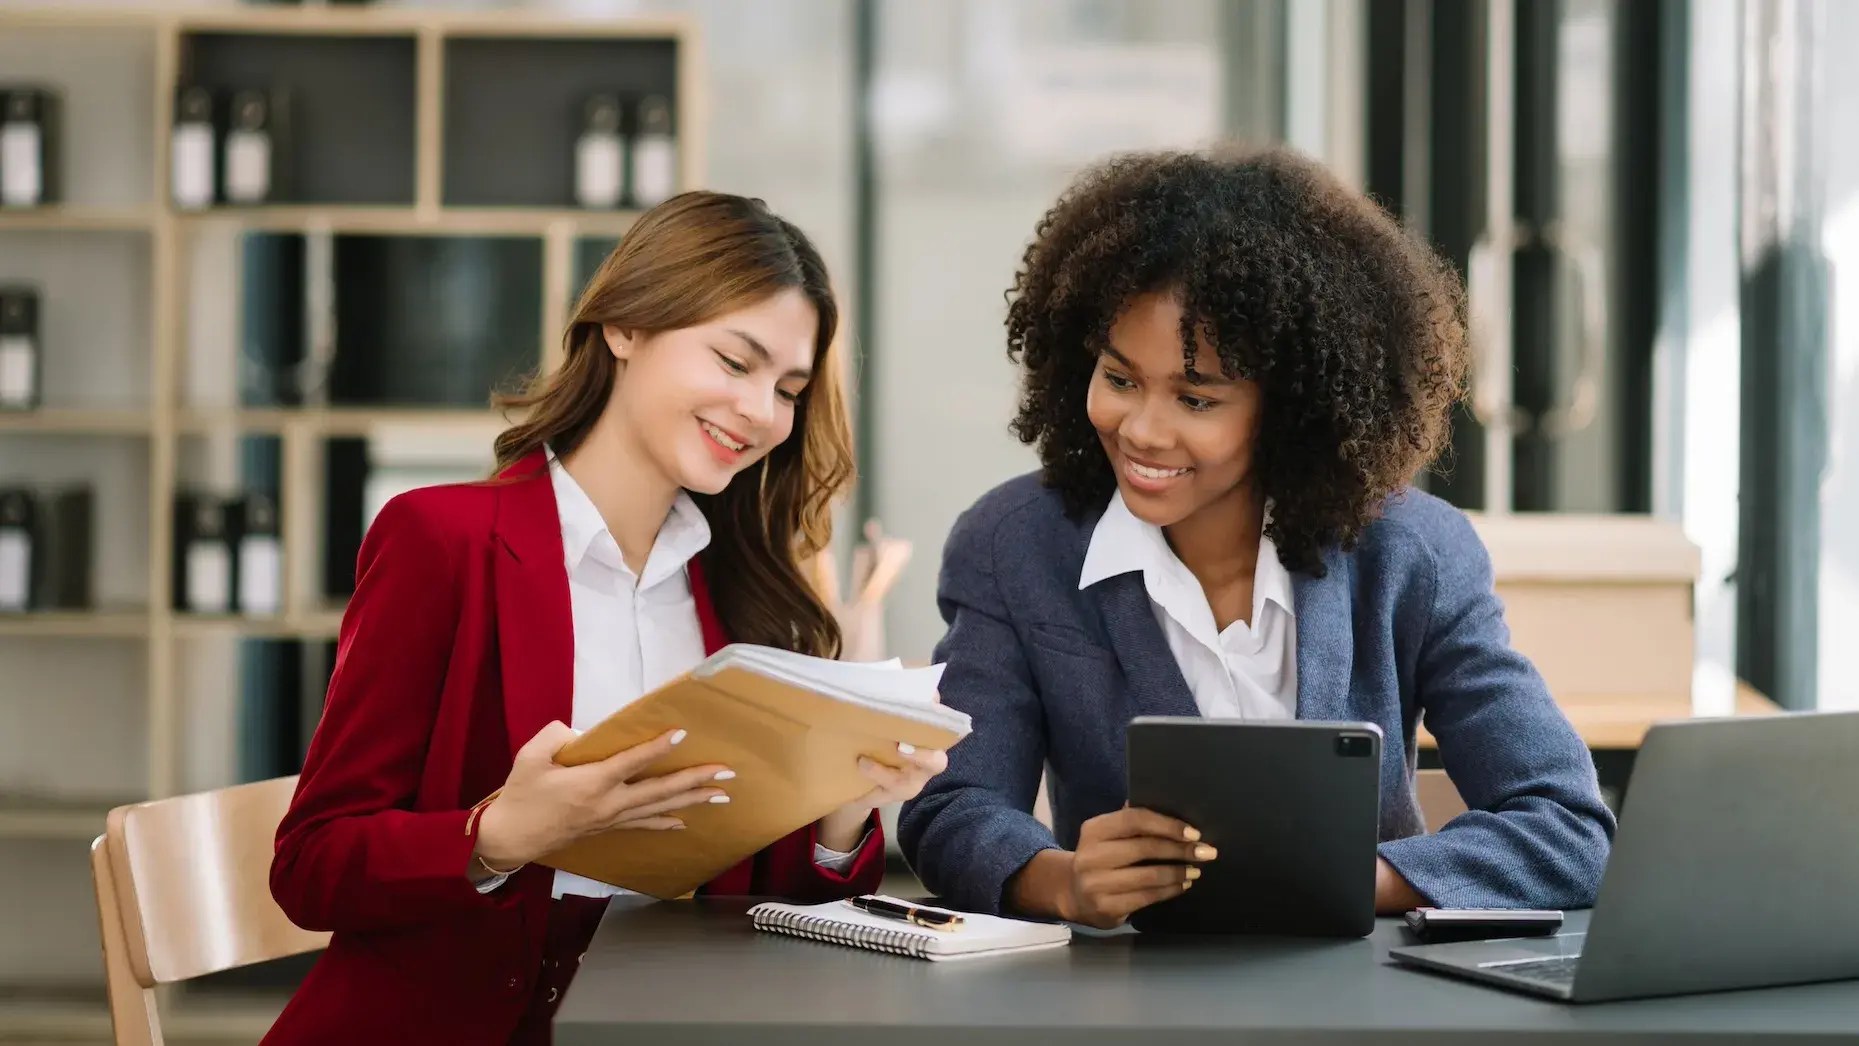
left=1335, top=734, right=1372, bottom=758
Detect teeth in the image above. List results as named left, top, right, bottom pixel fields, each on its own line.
left=702, top=421, right=746, bottom=451
left=1129, top=461, right=1189, bottom=480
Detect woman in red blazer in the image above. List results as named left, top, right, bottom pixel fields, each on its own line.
left=264, top=192, right=947, bottom=1046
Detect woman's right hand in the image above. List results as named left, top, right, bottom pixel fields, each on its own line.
left=473, top=721, right=732, bottom=873
left=1011, top=807, right=1217, bottom=929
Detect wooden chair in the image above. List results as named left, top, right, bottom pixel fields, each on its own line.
left=89, top=776, right=330, bottom=1046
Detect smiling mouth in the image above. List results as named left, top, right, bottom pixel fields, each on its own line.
left=1126, top=459, right=1191, bottom=481
left=700, top=419, right=750, bottom=453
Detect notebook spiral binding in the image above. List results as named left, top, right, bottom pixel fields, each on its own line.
left=753, top=904, right=936, bottom=958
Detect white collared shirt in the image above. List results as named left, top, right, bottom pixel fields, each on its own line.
left=1079, top=491, right=1298, bottom=721
left=479, top=452, right=857, bottom=897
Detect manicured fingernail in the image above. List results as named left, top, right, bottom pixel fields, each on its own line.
left=858, top=757, right=875, bottom=770
left=1185, top=866, right=1202, bottom=881
left=898, top=742, right=916, bottom=755
left=671, top=823, right=687, bottom=829
left=1183, top=826, right=1202, bottom=842
left=669, top=729, right=687, bottom=745
left=714, top=770, right=736, bottom=781
left=1194, top=844, right=1218, bottom=861
left=1182, top=879, right=1194, bottom=890
left=708, top=794, right=730, bottom=804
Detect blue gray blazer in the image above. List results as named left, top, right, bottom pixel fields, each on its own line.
left=898, top=473, right=1616, bottom=915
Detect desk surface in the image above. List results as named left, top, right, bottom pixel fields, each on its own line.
left=555, top=900, right=1859, bottom=1045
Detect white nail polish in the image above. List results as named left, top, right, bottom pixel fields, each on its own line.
left=669, top=729, right=687, bottom=745
left=898, top=742, right=916, bottom=756
left=714, top=770, right=736, bottom=781
left=708, top=795, right=731, bottom=804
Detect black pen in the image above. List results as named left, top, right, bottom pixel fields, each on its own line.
left=849, top=895, right=965, bottom=931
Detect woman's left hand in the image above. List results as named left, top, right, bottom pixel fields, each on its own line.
left=852, top=743, right=951, bottom=810
left=816, top=744, right=950, bottom=851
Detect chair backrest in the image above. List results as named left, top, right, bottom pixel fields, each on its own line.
left=91, top=775, right=330, bottom=1043
left=1414, top=768, right=1468, bottom=833
left=90, top=836, right=161, bottom=1046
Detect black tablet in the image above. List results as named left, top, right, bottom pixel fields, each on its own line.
left=1124, top=716, right=1383, bottom=937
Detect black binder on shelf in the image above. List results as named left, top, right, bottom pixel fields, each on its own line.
left=627, top=93, right=676, bottom=208
left=0, top=85, right=62, bottom=208
left=0, top=285, right=39, bottom=411
left=30, top=486, right=92, bottom=610
left=174, top=492, right=233, bottom=614
left=574, top=93, right=625, bottom=210
left=229, top=491, right=282, bottom=615
left=171, top=85, right=219, bottom=210
left=224, top=87, right=294, bottom=205
left=0, top=488, right=34, bottom=613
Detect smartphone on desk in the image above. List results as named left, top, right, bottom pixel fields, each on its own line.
left=1402, top=907, right=1564, bottom=943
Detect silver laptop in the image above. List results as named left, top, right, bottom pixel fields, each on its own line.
left=1389, top=709, right=1859, bottom=1002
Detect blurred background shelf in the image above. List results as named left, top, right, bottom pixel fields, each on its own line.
left=0, top=4, right=700, bottom=1036
left=0, top=612, right=150, bottom=639
left=175, top=206, right=641, bottom=237
left=0, top=410, right=152, bottom=435
left=176, top=408, right=509, bottom=436
left=0, top=206, right=159, bottom=233
left=172, top=609, right=343, bottom=640
left=0, top=795, right=132, bottom=842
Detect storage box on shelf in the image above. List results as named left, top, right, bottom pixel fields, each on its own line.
left=1417, top=512, right=1781, bottom=751
left=0, top=5, right=703, bottom=1036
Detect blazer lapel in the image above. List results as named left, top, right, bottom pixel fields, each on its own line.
left=1093, top=572, right=1200, bottom=720
left=687, top=555, right=728, bottom=656
left=1291, top=549, right=1355, bottom=723
left=492, top=449, right=575, bottom=759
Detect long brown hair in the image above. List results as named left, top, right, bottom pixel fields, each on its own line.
left=493, top=191, right=853, bottom=658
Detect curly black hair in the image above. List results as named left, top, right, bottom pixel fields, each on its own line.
left=1005, top=144, right=1469, bottom=576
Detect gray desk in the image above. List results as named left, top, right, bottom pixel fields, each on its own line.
left=555, top=899, right=1859, bottom=1044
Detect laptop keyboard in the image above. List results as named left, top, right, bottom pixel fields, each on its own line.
left=1486, top=954, right=1582, bottom=988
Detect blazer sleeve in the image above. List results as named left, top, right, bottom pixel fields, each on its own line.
left=896, top=507, right=1057, bottom=915
left=752, top=817, right=887, bottom=902
left=270, top=493, right=511, bottom=933
left=1376, top=510, right=1618, bottom=910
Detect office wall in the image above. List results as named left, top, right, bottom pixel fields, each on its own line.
left=867, top=0, right=1230, bottom=661
left=1817, top=0, right=1859, bottom=711
left=1676, top=0, right=1745, bottom=716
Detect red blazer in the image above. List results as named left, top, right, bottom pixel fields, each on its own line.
left=263, top=450, right=885, bottom=1046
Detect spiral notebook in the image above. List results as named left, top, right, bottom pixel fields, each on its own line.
left=750, top=897, right=1072, bottom=961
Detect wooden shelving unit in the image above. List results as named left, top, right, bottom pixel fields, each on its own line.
left=0, top=611, right=152, bottom=639
left=0, top=409, right=154, bottom=434
left=0, top=205, right=161, bottom=233
left=0, top=4, right=703, bottom=1037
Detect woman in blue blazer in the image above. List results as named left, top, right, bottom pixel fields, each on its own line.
left=898, top=146, right=1615, bottom=929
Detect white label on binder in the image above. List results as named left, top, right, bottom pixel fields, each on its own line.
left=185, top=540, right=231, bottom=613
left=0, top=123, right=42, bottom=207
left=0, top=335, right=34, bottom=406
left=238, top=535, right=281, bottom=615
left=575, top=133, right=623, bottom=209
left=172, top=123, right=215, bottom=209
left=630, top=135, right=676, bottom=207
left=224, top=129, right=270, bottom=204
left=0, top=530, right=28, bottom=610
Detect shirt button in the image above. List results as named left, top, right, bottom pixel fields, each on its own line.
left=507, top=977, right=521, bottom=991
left=547, top=987, right=561, bottom=1003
